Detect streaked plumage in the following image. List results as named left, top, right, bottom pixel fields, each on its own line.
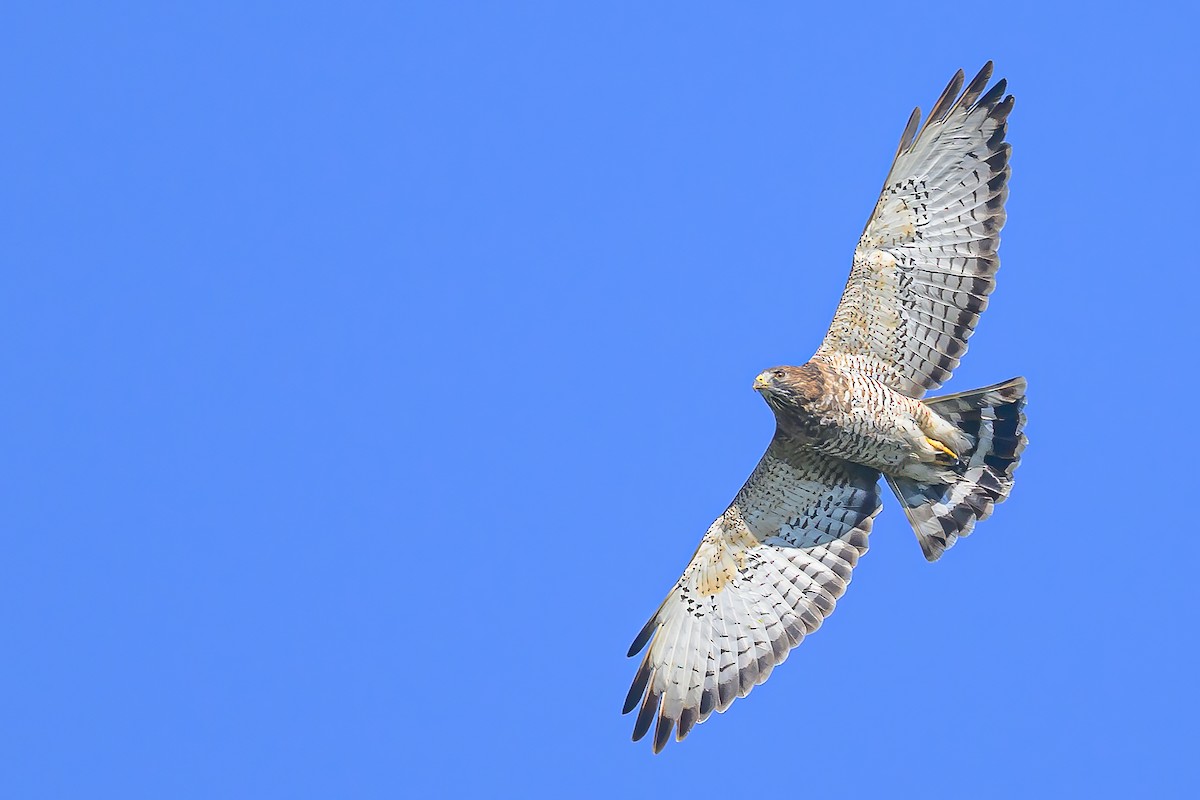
left=625, top=63, right=1027, bottom=753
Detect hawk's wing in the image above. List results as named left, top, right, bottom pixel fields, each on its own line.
left=815, top=63, right=1014, bottom=398
left=623, top=443, right=882, bottom=752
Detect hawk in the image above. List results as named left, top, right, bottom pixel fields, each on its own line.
left=624, top=63, right=1027, bottom=753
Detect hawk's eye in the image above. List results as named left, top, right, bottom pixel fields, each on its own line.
left=773, top=370, right=785, bottom=379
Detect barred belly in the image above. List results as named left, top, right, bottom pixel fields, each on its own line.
left=805, top=369, right=925, bottom=472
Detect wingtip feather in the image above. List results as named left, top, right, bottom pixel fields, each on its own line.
left=925, top=68, right=965, bottom=128
left=627, top=613, right=658, bottom=657
left=956, top=62, right=994, bottom=112
left=632, top=686, right=659, bottom=742
left=622, top=654, right=653, bottom=715
left=895, top=106, right=921, bottom=158
left=652, top=712, right=675, bottom=754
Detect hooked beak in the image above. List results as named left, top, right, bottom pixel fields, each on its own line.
left=753, top=373, right=771, bottom=392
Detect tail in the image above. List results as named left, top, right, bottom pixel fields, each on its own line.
left=887, top=377, right=1027, bottom=561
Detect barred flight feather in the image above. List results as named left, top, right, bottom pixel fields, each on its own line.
left=623, top=446, right=880, bottom=752
left=817, top=62, right=1014, bottom=398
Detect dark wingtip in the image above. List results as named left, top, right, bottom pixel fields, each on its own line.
left=957, top=62, right=994, bottom=111
left=925, top=68, right=965, bottom=128
left=622, top=656, right=652, bottom=715
left=627, top=613, right=658, bottom=658
left=976, top=77, right=1009, bottom=111
left=895, top=106, right=921, bottom=158
left=632, top=689, right=660, bottom=742
left=995, top=94, right=1015, bottom=121
left=677, top=706, right=697, bottom=740
left=652, top=712, right=675, bottom=754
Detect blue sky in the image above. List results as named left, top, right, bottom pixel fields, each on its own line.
left=4, top=3, right=1198, bottom=798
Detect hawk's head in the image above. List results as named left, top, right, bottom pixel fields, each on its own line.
left=753, top=364, right=825, bottom=417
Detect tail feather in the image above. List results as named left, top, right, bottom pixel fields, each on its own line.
left=888, top=377, right=1027, bottom=561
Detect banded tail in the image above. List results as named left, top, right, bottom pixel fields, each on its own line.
left=887, top=378, right=1027, bottom=561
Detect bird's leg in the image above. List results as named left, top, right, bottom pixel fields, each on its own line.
left=924, top=437, right=959, bottom=462
left=917, top=406, right=968, bottom=465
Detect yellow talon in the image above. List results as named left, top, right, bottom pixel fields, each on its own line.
left=925, top=437, right=959, bottom=461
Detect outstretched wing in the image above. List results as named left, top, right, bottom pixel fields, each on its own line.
left=623, top=442, right=882, bottom=752
left=815, top=63, right=1014, bottom=398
